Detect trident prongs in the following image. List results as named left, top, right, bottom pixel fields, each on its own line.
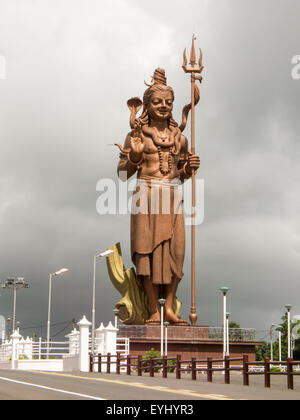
left=198, top=48, right=204, bottom=72
left=190, top=34, right=197, bottom=66
left=182, top=35, right=204, bottom=75
left=183, top=48, right=188, bottom=68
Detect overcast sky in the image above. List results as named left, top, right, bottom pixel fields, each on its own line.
left=0, top=0, right=300, bottom=341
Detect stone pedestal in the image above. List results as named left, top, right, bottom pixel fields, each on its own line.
left=118, top=325, right=260, bottom=363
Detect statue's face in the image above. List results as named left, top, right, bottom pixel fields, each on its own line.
left=147, top=90, right=174, bottom=121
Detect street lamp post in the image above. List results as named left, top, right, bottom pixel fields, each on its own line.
left=47, top=268, right=68, bottom=357
left=278, top=328, right=282, bottom=364
left=113, top=308, right=120, bottom=329
left=6, top=318, right=11, bottom=340
left=226, top=312, right=230, bottom=356
left=91, top=249, right=114, bottom=355
left=158, top=299, right=166, bottom=356
left=270, top=323, right=275, bottom=362
left=219, top=287, right=229, bottom=361
left=0, top=315, right=5, bottom=344
left=0, top=277, right=29, bottom=332
left=164, top=321, right=169, bottom=356
left=285, top=304, right=292, bottom=359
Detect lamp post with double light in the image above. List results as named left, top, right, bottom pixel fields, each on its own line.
left=1, top=277, right=29, bottom=332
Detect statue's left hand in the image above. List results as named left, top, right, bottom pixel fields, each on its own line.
left=129, top=136, right=145, bottom=163
left=186, top=153, right=200, bottom=174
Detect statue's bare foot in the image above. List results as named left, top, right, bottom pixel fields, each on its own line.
left=145, top=311, right=160, bottom=325
left=165, top=307, right=189, bottom=326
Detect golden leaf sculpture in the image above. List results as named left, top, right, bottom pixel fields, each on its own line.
left=105, top=243, right=182, bottom=325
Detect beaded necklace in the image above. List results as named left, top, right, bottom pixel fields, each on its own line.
left=157, top=145, right=172, bottom=175
left=148, top=127, right=174, bottom=176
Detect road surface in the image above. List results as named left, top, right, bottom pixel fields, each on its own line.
left=0, top=369, right=299, bottom=401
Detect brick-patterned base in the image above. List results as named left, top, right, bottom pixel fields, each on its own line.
left=118, top=325, right=260, bottom=363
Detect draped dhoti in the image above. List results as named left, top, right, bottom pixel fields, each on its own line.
left=131, top=177, right=185, bottom=285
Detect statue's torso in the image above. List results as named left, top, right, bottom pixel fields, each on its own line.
left=138, top=133, right=184, bottom=180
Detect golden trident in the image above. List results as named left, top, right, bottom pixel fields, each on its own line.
left=182, top=35, right=204, bottom=326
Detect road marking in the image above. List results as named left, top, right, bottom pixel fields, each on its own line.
left=129, top=382, right=145, bottom=386
left=32, top=371, right=234, bottom=400
left=0, top=376, right=106, bottom=400
left=209, top=394, right=227, bottom=398
left=178, top=389, right=196, bottom=393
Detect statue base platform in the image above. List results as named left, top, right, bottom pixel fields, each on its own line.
left=118, top=324, right=261, bottom=362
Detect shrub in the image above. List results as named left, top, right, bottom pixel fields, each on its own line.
left=142, top=348, right=177, bottom=373
left=142, top=348, right=161, bottom=372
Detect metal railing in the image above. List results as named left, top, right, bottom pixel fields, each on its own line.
left=31, top=340, right=71, bottom=359
left=117, top=326, right=256, bottom=342
left=90, top=353, right=300, bottom=390
left=0, top=336, right=129, bottom=362
left=209, top=327, right=256, bottom=342
left=244, top=357, right=300, bottom=390
left=116, top=337, right=130, bottom=355
left=0, top=341, right=12, bottom=361
left=0, top=339, right=71, bottom=361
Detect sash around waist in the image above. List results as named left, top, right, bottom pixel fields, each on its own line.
left=137, top=175, right=181, bottom=189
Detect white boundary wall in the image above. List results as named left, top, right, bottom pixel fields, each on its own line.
left=0, top=316, right=121, bottom=373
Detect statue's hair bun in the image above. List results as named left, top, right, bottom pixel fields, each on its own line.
left=152, top=68, right=167, bottom=86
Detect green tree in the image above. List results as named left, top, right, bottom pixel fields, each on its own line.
left=256, top=342, right=270, bottom=361
left=229, top=321, right=240, bottom=329
left=275, top=314, right=300, bottom=360
left=256, top=313, right=300, bottom=361
left=257, top=314, right=300, bottom=361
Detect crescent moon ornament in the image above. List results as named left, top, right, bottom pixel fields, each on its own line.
left=144, top=78, right=154, bottom=87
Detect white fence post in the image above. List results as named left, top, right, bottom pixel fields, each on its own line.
left=77, top=316, right=91, bottom=373
left=38, top=337, right=42, bottom=360
left=66, top=328, right=80, bottom=356
left=104, top=321, right=118, bottom=373
left=93, top=323, right=105, bottom=373
left=95, top=323, right=105, bottom=355
left=24, top=337, right=33, bottom=360
left=19, top=337, right=25, bottom=358
left=104, top=321, right=118, bottom=355
left=11, top=330, right=21, bottom=370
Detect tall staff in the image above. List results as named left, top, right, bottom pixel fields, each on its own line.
left=182, top=35, right=204, bottom=326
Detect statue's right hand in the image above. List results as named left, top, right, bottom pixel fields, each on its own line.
left=129, top=137, right=145, bottom=162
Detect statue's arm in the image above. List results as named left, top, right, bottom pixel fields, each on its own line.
left=178, top=135, right=192, bottom=183
left=117, top=133, right=140, bottom=180
left=177, top=135, right=200, bottom=183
